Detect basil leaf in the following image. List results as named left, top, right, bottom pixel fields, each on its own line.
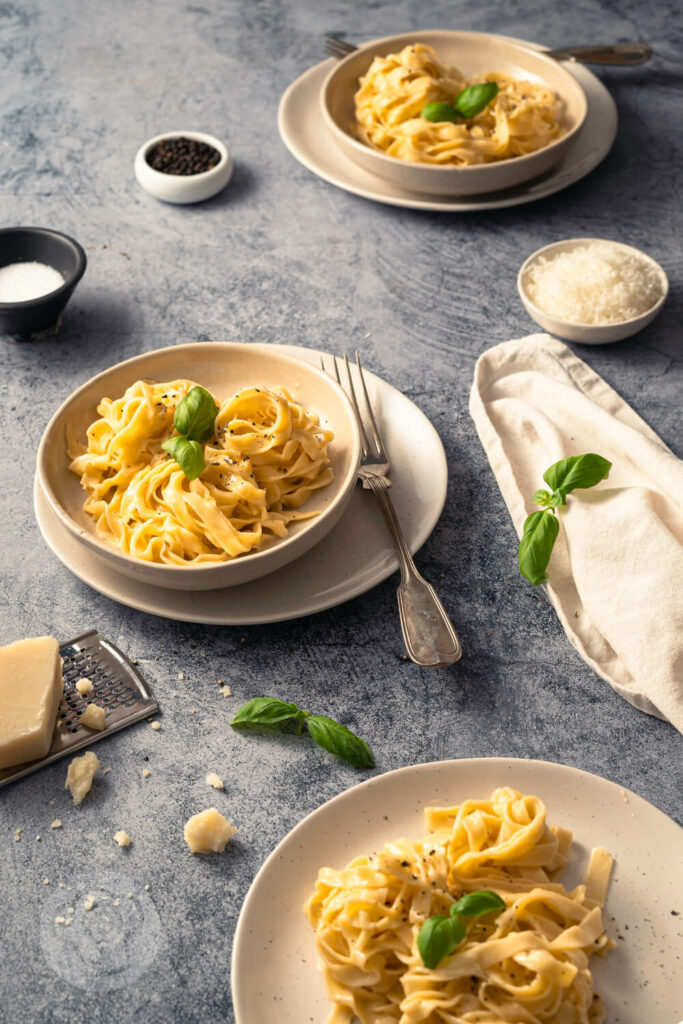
left=534, top=489, right=552, bottom=507
left=453, top=82, right=499, bottom=119
left=162, top=435, right=205, bottom=481
left=421, top=101, right=460, bottom=124
left=306, top=715, right=374, bottom=769
left=452, top=890, right=506, bottom=918
left=230, top=697, right=300, bottom=729
left=518, top=509, right=559, bottom=586
left=174, top=386, right=218, bottom=444
left=417, top=914, right=466, bottom=970
left=543, top=454, right=611, bottom=505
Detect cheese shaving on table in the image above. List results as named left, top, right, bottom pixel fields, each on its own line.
left=525, top=241, right=663, bottom=324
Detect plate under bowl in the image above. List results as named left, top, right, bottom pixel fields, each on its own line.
left=321, top=30, right=588, bottom=196
left=37, top=342, right=361, bottom=590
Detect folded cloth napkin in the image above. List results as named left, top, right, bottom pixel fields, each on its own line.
left=469, top=333, right=683, bottom=732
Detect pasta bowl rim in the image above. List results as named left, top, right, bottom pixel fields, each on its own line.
left=37, top=342, right=362, bottom=589
left=320, top=30, right=589, bottom=196
left=517, top=237, right=669, bottom=343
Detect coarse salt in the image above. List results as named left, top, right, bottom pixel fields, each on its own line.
left=525, top=242, right=663, bottom=325
left=0, top=261, right=64, bottom=302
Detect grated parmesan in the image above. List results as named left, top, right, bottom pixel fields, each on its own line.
left=525, top=241, right=663, bottom=325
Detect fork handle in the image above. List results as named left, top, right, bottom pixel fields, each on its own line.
left=363, top=474, right=462, bottom=667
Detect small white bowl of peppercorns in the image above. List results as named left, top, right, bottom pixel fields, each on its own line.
left=134, top=130, right=232, bottom=204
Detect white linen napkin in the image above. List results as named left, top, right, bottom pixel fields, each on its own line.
left=469, top=333, right=683, bottom=732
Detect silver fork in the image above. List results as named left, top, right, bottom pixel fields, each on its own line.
left=324, top=33, right=356, bottom=59
left=323, top=33, right=651, bottom=65
left=325, top=351, right=462, bottom=667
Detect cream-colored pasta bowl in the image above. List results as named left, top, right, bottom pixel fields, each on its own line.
left=37, top=343, right=361, bottom=591
left=321, top=31, right=588, bottom=196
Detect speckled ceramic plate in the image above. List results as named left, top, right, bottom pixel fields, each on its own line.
left=34, top=345, right=447, bottom=624
left=278, top=38, right=618, bottom=211
left=231, top=758, right=682, bottom=1024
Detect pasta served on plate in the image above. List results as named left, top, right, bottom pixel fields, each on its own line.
left=354, top=44, right=565, bottom=166
left=305, top=787, right=613, bottom=1023
left=68, top=379, right=334, bottom=564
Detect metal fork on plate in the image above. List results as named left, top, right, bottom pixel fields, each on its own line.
left=324, top=352, right=462, bottom=667
left=323, top=33, right=652, bottom=65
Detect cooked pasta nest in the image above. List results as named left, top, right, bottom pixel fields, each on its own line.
left=306, top=787, right=614, bottom=1023
left=67, top=379, right=334, bottom=564
left=354, top=44, right=565, bottom=166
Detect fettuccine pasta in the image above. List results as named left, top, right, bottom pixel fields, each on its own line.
left=305, top=787, right=614, bottom=1023
left=354, top=44, right=565, bottom=165
left=68, top=379, right=334, bottom=564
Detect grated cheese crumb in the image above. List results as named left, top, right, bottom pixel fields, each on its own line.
left=525, top=241, right=664, bottom=325
left=149, top=721, right=161, bottom=731
left=206, top=772, right=224, bottom=790
left=83, top=895, right=97, bottom=911
left=114, top=830, right=131, bottom=847
left=51, top=819, right=62, bottom=829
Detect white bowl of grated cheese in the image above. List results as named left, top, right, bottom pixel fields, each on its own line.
left=517, top=238, right=668, bottom=344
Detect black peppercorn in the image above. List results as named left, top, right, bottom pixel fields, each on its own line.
left=146, top=136, right=221, bottom=176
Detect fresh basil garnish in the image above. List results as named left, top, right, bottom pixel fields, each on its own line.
left=306, top=715, right=375, bottom=769
left=230, top=699, right=374, bottom=769
left=174, top=386, right=218, bottom=444
left=518, top=509, right=560, bottom=586
left=421, top=101, right=461, bottom=124
left=417, top=889, right=505, bottom=969
left=518, top=454, right=611, bottom=586
left=453, top=81, right=499, bottom=119
left=452, top=890, right=506, bottom=917
left=542, top=454, right=612, bottom=506
left=417, top=914, right=466, bottom=970
left=230, top=697, right=301, bottom=728
left=421, top=82, right=499, bottom=124
left=161, top=435, right=206, bottom=481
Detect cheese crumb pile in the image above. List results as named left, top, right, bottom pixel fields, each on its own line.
left=525, top=241, right=664, bottom=325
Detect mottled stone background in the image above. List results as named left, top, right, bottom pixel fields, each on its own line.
left=1, top=0, right=681, bottom=1021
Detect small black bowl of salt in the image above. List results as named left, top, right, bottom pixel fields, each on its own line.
left=0, top=227, right=87, bottom=339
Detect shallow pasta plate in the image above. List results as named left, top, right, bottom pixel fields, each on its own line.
left=322, top=31, right=588, bottom=196
left=230, top=757, right=682, bottom=1023
left=278, top=43, right=617, bottom=212
left=37, top=343, right=361, bottom=591
left=34, top=345, right=447, bottom=624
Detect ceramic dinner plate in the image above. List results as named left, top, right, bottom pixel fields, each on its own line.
left=231, top=758, right=683, bottom=1024
left=34, top=345, right=447, bottom=625
left=278, top=40, right=618, bottom=212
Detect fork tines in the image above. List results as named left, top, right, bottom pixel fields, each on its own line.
left=324, top=33, right=357, bottom=59
left=322, top=351, right=389, bottom=468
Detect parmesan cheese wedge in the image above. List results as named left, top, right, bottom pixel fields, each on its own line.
left=0, top=637, right=63, bottom=770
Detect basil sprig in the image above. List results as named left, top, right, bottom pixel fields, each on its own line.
left=173, top=386, right=219, bottom=444
left=422, top=82, right=499, bottom=124
left=162, top=385, right=218, bottom=480
left=518, top=454, right=611, bottom=586
left=417, top=889, right=505, bottom=970
left=230, top=698, right=374, bottom=769
left=161, top=435, right=205, bottom=481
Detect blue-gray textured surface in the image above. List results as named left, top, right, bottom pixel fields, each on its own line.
left=1, top=1, right=682, bottom=1021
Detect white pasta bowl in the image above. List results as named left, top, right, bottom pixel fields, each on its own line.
left=321, top=30, right=588, bottom=196
left=37, top=343, right=361, bottom=591
left=517, top=238, right=669, bottom=344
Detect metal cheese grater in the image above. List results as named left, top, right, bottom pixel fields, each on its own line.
left=0, top=629, right=158, bottom=788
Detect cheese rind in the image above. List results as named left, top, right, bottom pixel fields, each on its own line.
left=65, top=750, right=100, bottom=804
left=0, top=637, right=63, bottom=770
left=184, top=808, right=236, bottom=854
